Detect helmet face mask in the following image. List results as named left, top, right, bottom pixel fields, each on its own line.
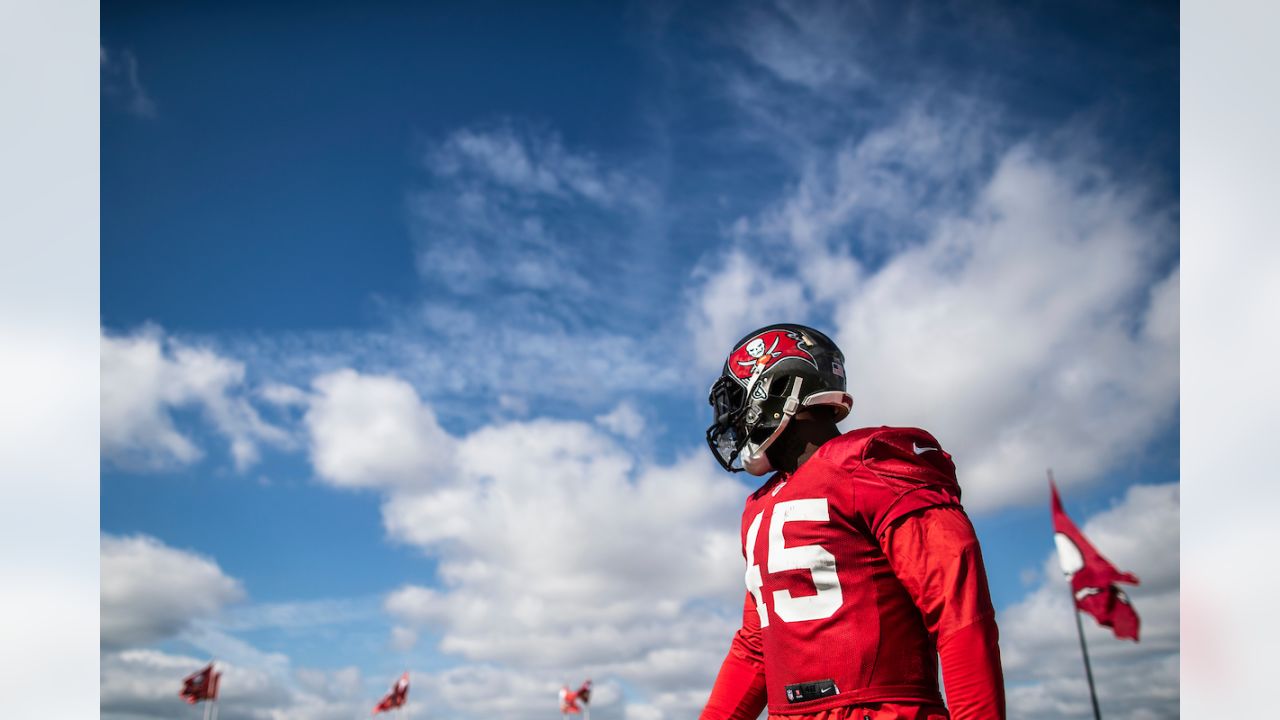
left=706, top=375, right=748, bottom=471
left=705, top=324, right=854, bottom=475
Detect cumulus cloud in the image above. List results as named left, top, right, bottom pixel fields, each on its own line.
left=686, top=250, right=811, bottom=371
left=100, top=550, right=380, bottom=719
left=595, top=401, right=646, bottom=440
left=101, top=534, right=245, bottom=650
left=101, top=649, right=368, bottom=720
left=101, top=326, right=292, bottom=471
left=295, top=368, right=743, bottom=718
left=689, top=121, right=1177, bottom=511
left=379, top=422, right=745, bottom=664
left=256, top=382, right=310, bottom=408
left=999, top=482, right=1179, bottom=718
left=827, top=146, right=1177, bottom=509
left=414, top=665, right=629, bottom=720
left=305, top=369, right=455, bottom=490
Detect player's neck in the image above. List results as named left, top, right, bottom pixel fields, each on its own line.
left=774, top=422, right=841, bottom=474
left=791, top=432, right=838, bottom=470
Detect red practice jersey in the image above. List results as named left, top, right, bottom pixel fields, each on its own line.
left=702, top=426, right=1005, bottom=719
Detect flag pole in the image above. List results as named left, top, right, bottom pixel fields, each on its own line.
left=210, top=660, right=219, bottom=720
left=1051, top=470, right=1103, bottom=720
left=1071, top=598, right=1104, bottom=720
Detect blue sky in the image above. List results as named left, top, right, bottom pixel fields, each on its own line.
left=101, top=2, right=1179, bottom=718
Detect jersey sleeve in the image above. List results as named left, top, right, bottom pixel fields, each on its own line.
left=699, top=592, right=768, bottom=720
left=844, top=427, right=963, bottom=538
left=881, top=505, right=1007, bottom=720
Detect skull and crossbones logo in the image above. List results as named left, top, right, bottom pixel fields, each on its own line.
left=736, top=335, right=782, bottom=395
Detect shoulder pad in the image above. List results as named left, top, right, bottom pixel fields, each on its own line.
left=814, top=426, right=882, bottom=470
left=861, top=426, right=960, bottom=498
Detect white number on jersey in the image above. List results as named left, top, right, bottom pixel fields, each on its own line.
left=744, top=510, right=770, bottom=628
left=744, top=498, right=844, bottom=625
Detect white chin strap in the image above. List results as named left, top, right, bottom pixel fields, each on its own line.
left=740, top=378, right=804, bottom=476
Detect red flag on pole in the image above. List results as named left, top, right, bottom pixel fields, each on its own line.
left=180, top=663, right=218, bottom=704
left=372, top=672, right=409, bottom=714
left=559, top=679, right=591, bottom=714
left=559, top=686, right=581, bottom=714
left=1050, top=478, right=1142, bottom=640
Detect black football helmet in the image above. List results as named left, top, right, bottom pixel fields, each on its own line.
left=705, top=323, right=853, bottom=475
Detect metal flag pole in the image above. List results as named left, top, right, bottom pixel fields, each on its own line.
left=1051, top=470, right=1103, bottom=720
left=202, top=697, right=212, bottom=720
left=209, top=661, right=220, bottom=720
left=1071, top=596, right=1104, bottom=720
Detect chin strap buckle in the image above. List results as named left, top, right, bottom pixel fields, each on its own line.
left=782, top=377, right=804, bottom=416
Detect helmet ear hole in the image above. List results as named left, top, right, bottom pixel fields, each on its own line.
left=767, top=375, right=792, bottom=398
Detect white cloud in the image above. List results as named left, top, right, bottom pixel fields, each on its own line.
left=101, top=534, right=245, bottom=650
left=413, top=124, right=652, bottom=302
left=101, top=326, right=291, bottom=471
left=686, top=250, right=810, bottom=370
left=689, top=128, right=1177, bottom=511
left=758, top=104, right=991, bottom=256
left=215, top=596, right=379, bottom=633
left=288, top=369, right=747, bottom=716
left=430, top=125, right=643, bottom=208
left=101, top=46, right=156, bottom=118
left=257, top=382, right=309, bottom=407
left=213, top=318, right=688, bottom=432
left=100, top=649, right=368, bottom=720
left=100, top=554, right=379, bottom=719
left=729, top=0, right=867, bottom=92
left=304, top=369, right=455, bottom=490
left=828, top=147, right=1177, bottom=509
left=294, top=665, right=365, bottom=707
left=415, top=666, right=630, bottom=720
left=999, top=482, right=1179, bottom=718
left=595, top=401, right=646, bottom=440
left=379, top=422, right=745, bottom=670
left=389, top=625, right=418, bottom=652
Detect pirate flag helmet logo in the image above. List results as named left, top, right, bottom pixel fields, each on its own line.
left=706, top=323, right=853, bottom=475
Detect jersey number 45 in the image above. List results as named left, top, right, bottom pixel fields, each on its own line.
left=745, top=498, right=844, bottom=627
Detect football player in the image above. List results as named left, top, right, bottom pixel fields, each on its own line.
left=702, top=324, right=1005, bottom=720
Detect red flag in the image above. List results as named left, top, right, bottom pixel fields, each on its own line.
left=180, top=663, right=218, bottom=704
left=372, top=672, right=409, bottom=714
left=1050, top=478, right=1141, bottom=640
left=559, top=686, right=582, bottom=714
left=560, top=679, right=591, bottom=713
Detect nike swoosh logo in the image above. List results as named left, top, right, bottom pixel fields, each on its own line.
left=913, top=442, right=938, bottom=455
